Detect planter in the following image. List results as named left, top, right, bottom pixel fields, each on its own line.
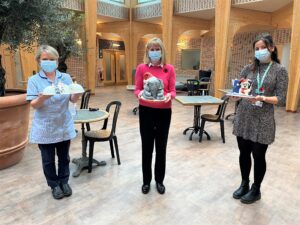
left=0, top=89, right=30, bottom=169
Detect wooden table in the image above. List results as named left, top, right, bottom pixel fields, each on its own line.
left=72, top=109, right=109, bottom=177
left=175, top=96, right=223, bottom=141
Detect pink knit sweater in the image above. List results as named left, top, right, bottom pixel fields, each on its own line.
left=134, top=63, right=176, bottom=109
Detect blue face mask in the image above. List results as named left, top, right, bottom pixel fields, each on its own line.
left=40, top=60, right=57, bottom=73
left=255, top=48, right=271, bottom=63
left=148, top=50, right=161, bottom=63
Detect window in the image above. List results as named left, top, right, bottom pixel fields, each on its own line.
left=109, top=0, right=125, bottom=3
left=181, top=49, right=200, bottom=70
left=138, top=0, right=156, bottom=4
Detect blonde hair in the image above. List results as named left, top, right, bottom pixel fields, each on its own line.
left=35, top=45, right=59, bottom=62
left=143, top=37, right=167, bottom=65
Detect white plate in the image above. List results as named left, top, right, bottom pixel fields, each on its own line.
left=226, top=92, right=255, bottom=99
left=141, top=96, right=166, bottom=102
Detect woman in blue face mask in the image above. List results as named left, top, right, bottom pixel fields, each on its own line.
left=26, top=45, right=81, bottom=199
left=231, top=34, right=288, bottom=204
left=134, top=37, right=176, bottom=195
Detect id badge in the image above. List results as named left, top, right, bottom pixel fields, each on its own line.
left=255, top=101, right=263, bottom=107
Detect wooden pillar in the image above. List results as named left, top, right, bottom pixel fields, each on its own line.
left=214, top=0, right=231, bottom=97
left=161, top=0, right=174, bottom=64
left=84, top=0, right=97, bottom=94
left=127, top=7, right=133, bottom=85
left=286, top=0, right=300, bottom=112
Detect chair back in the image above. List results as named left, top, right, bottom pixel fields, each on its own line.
left=102, top=101, right=122, bottom=136
left=80, top=89, right=91, bottom=109
left=186, top=79, right=200, bottom=96
left=199, top=77, right=211, bottom=95
left=216, top=96, right=229, bottom=121
left=199, top=70, right=212, bottom=80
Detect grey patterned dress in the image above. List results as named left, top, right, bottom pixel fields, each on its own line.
left=233, top=62, right=288, bottom=145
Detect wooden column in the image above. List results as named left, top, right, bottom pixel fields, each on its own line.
left=286, top=0, right=300, bottom=112
left=161, top=0, right=174, bottom=64
left=84, top=0, right=97, bottom=94
left=214, top=0, right=231, bottom=97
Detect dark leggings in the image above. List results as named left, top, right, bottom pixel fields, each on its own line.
left=237, top=136, right=268, bottom=188
left=139, top=105, right=171, bottom=185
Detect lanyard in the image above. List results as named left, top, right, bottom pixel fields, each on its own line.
left=256, top=62, right=272, bottom=94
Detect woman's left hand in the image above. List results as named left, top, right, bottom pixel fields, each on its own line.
left=164, top=93, right=172, bottom=103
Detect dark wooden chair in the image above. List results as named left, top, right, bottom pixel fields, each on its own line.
left=85, top=101, right=122, bottom=173
left=186, top=79, right=200, bottom=96
left=80, top=89, right=91, bottom=109
left=79, top=89, right=91, bottom=131
left=199, top=96, right=229, bottom=143
left=198, top=77, right=211, bottom=96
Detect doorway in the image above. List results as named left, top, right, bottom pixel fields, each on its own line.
left=102, top=49, right=127, bottom=85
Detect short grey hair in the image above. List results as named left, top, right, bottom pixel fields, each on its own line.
left=35, top=45, right=59, bottom=62
left=143, top=37, right=167, bottom=65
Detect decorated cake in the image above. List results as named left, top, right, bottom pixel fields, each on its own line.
left=142, top=72, right=165, bottom=100
left=232, top=78, right=252, bottom=95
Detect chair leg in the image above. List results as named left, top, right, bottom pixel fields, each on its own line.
left=88, top=140, right=94, bottom=173
left=113, top=136, right=121, bottom=165
left=109, top=139, right=115, bottom=158
left=199, top=119, right=206, bottom=142
left=220, top=120, right=225, bottom=143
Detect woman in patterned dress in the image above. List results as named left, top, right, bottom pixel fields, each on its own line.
left=232, top=34, right=288, bottom=204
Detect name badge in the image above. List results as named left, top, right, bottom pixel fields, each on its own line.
left=255, top=101, right=263, bottom=107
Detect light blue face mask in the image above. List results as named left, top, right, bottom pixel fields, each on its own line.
left=40, top=60, right=57, bottom=73
left=148, top=50, right=161, bottom=63
left=255, top=48, right=271, bottom=63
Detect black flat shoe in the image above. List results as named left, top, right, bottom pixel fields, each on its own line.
left=52, top=186, right=64, bottom=199
left=233, top=180, right=249, bottom=199
left=156, top=183, right=165, bottom=194
left=60, top=183, right=72, bottom=197
left=241, top=184, right=261, bottom=204
left=142, top=184, right=150, bottom=194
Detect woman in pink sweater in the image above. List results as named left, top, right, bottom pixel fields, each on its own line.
left=134, top=37, right=176, bottom=194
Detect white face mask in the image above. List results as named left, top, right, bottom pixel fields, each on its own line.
left=255, top=48, right=271, bottom=63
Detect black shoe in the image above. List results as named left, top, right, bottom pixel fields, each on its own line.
left=52, top=186, right=64, bottom=199
left=241, top=184, right=261, bottom=204
left=142, top=184, right=150, bottom=194
left=233, top=180, right=249, bottom=199
left=60, top=183, right=72, bottom=197
left=156, top=182, right=165, bottom=194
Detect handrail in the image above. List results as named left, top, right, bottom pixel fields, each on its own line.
left=61, top=0, right=84, bottom=11
left=97, top=1, right=129, bottom=20
left=134, top=2, right=161, bottom=20
left=174, top=0, right=215, bottom=14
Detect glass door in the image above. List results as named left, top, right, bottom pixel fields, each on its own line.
left=103, top=50, right=127, bottom=85
left=103, top=50, right=116, bottom=85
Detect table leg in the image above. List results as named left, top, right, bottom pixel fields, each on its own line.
left=72, top=123, right=106, bottom=177
left=183, top=106, right=210, bottom=141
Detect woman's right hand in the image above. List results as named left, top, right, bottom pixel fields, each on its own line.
left=229, top=96, right=241, bottom=102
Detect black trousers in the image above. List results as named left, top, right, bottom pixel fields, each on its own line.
left=38, top=140, right=71, bottom=188
left=139, top=105, right=172, bottom=185
left=237, top=136, right=268, bottom=188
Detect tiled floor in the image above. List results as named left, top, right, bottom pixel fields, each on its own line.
left=0, top=86, right=299, bottom=225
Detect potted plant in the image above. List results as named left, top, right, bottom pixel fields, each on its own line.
left=0, top=0, right=82, bottom=169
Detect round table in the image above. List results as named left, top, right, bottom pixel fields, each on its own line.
left=72, top=109, right=109, bottom=177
